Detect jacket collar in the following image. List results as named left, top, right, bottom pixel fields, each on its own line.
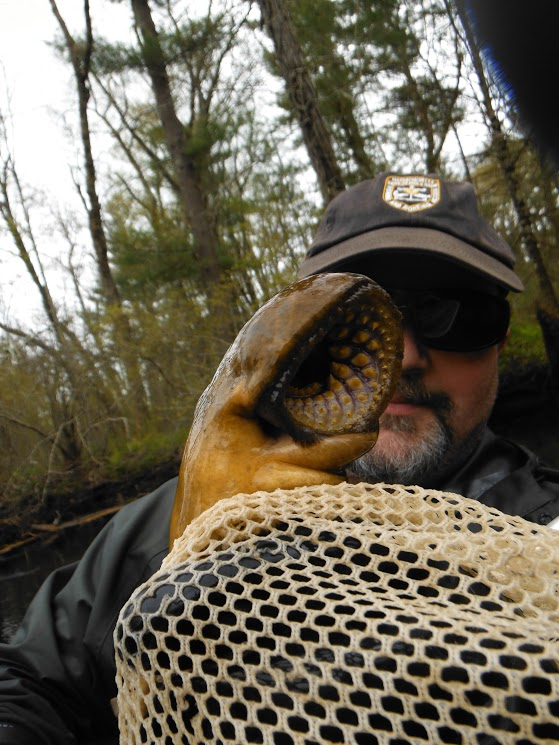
left=442, top=428, right=551, bottom=519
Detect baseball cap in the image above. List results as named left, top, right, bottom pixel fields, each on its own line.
left=298, top=173, right=524, bottom=292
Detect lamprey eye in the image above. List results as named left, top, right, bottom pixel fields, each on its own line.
left=256, top=274, right=403, bottom=443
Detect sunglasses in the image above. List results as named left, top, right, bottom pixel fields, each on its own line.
left=388, top=288, right=510, bottom=352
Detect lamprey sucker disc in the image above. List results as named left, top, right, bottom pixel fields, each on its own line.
left=254, top=273, right=403, bottom=443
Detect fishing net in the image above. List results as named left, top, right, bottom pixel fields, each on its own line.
left=114, top=482, right=559, bottom=744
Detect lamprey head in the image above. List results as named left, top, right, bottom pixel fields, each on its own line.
left=169, top=273, right=403, bottom=545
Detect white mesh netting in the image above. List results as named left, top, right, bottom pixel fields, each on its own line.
left=114, top=482, right=559, bottom=744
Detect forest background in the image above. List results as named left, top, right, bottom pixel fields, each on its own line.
left=1, top=0, right=558, bottom=544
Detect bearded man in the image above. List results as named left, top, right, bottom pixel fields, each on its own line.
left=299, top=173, right=557, bottom=522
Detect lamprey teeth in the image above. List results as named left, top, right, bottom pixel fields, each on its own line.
left=351, top=352, right=370, bottom=367
left=347, top=377, right=363, bottom=390
left=352, top=329, right=371, bottom=344
left=330, top=344, right=352, bottom=360
left=330, top=327, right=350, bottom=340
left=331, top=362, right=352, bottom=379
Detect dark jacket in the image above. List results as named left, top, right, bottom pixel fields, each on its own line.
left=0, top=430, right=558, bottom=745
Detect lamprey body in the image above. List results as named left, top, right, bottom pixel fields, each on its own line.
left=169, top=273, right=403, bottom=546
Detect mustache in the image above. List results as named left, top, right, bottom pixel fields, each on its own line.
left=390, top=374, right=452, bottom=416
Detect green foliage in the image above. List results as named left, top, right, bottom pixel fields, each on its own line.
left=105, top=428, right=184, bottom=477
left=92, top=39, right=146, bottom=74
left=392, top=78, right=465, bottom=134
left=107, top=200, right=199, bottom=295
left=500, top=319, right=547, bottom=371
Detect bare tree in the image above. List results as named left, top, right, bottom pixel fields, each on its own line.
left=49, top=0, right=148, bottom=417
left=252, top=0, right=345, bottom=203
left=48, top=0, right=122, bottom=307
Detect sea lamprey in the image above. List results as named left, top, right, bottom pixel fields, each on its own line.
left=169, top=272, right=403, bottom=546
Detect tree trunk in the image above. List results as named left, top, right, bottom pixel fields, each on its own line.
left=336, top=96, right=376, bottom=181
left=254, top=0, right=345, bottom=204
left=49, top=0, right=149, bottom=419
left=48, top=0, right=121, bottom=308
left=130, top=0, right=223, bottom=288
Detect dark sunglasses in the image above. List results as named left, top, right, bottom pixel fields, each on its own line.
left=388, top=288, right=510, bottom=352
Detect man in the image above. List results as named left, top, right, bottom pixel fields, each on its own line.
left=298, top=172, right=558, bottom=522
left=1, top=172, right=558, bottom=744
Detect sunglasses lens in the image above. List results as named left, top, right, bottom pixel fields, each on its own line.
left=390, top=290, right=510, bottom=352
left=414, top=294, right=461, bottom=338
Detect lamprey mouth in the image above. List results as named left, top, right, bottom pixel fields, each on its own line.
left=256, top=274, right=404, bottom=443
left=169, top=272, right=403, bottom=544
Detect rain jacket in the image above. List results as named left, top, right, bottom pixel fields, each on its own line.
left=0, top=430, right=558, bottom=745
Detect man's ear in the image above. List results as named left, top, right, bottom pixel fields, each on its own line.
left=498, top=328, right=510, bottom=352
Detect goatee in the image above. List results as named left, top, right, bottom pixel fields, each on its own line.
left=346, top=374, right=482, bottom=487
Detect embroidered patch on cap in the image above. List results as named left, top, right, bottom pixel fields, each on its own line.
left=383, top=175, right=441, bottom=212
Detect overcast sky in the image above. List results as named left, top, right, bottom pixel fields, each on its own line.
left=2, top=1, right=82, bottom=187
left=1, top=0, right=135, bottom=185
left=0, top=0, right=133, bottom=324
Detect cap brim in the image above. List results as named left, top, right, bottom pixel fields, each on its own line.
left=299, top=226, right=524, bottom=292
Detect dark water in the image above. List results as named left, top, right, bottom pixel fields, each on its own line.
left=0, top=519, right=111, bottom=643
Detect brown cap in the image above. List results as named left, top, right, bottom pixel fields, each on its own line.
left=298, top=173, right=524, bottom=292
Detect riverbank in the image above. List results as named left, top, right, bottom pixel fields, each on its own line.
left=0, top=457, right=181, bottom=555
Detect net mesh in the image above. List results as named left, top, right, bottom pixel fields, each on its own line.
left=114, top=482, right=559, bottom=744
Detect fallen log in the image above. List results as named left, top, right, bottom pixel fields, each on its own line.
left=0, top=504, right=124, bottom=556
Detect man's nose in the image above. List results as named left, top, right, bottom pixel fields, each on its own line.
left=401, top=327, right=430, bottom=370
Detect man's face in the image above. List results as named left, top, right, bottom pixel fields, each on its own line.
left=347, top=325, right=504, bottom=487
